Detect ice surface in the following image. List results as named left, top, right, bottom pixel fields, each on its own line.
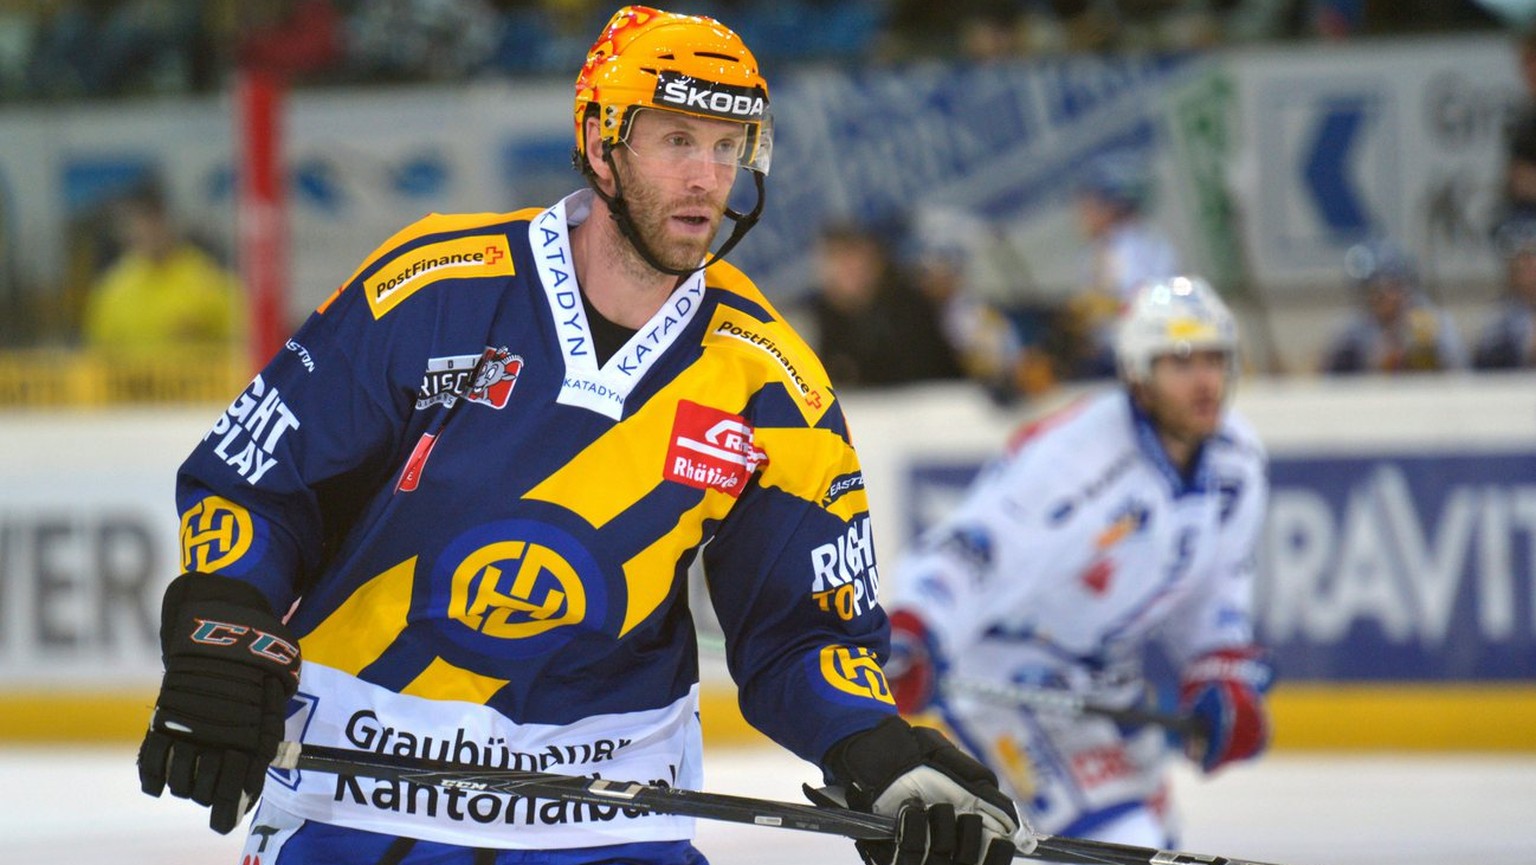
left=8, top=746, right=1533, bottom=865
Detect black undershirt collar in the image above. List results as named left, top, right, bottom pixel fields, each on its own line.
left=580, top=290, right=638, bottom=367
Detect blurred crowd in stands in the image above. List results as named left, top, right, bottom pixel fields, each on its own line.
left=3, top=0, right=1535, bottom=407
left=792, top=149, right=1536, bottom=402
left=0, top=0, right=1516, bottom=102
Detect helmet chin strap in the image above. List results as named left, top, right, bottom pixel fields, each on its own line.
left=588, top=142, right=765, bottom=279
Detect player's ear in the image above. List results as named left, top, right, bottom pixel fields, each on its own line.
left=583, top=116, right=616, bottom=192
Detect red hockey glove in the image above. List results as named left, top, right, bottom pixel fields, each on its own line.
left=887, top=609, right=938, bottom=716
left=138, top=572, right=301, bottom=834
left=1179, top=646, right=1273, bottom=774
left=812, top=716, right=1031, bottom=865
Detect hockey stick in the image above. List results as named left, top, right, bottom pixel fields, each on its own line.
left=942, top=678, right=1206, bottom=740
left=272, top=741, right=1286, bottom=865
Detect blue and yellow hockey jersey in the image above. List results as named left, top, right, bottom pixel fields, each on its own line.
left=176, top=191, right=896, bottom=851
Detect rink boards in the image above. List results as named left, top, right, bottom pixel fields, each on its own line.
left=1, top=375, right=1533, bottom=749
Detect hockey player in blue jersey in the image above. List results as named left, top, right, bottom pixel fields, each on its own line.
left=135, top=6, right=1027, bottom=865
left=886, top=277, right=1273, bottom=849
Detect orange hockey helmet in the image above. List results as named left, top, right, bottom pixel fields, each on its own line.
left=573, top=5, right=772, bottom=177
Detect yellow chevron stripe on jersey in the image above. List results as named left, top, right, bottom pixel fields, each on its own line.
left=528, top=354, right=753, bottom=633
left=299, top=556, right=417, bottom=674
left=525, top=352, right=753, bottom=527
left=754, top=426, right=868, bottom=520
left=701, top=304, right=832, bottom=427
left=401, top=655, right=511, bottom=704
left=702, top=257, right=802, bottom=335
left=522, top=411, right=666, bottom=529
left=318, top=208, right=543, bottom=314
left=619, top=493, right=730, bottom=636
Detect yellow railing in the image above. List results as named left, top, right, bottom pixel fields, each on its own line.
left=0, top=348, right=252, bottom=407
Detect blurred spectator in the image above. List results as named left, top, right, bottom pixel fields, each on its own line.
left=1473, top=215, right=1536, bottom=369
left=1502, top=27, right=1536, bottom=223
left=1307, top=0, right=1498, bottom=39
left=906, top=206, right=1039, bottom=398
left=1308, top=0, right=1364, bottom=39
left=1076, top=149, right=1181, bottom=300
left=81, top=183, right=244, bottom=355
left=800, top=220, right=964, bottom=388
left=23, top=0, right=207, bottom=99
left=1059, top=148, right=1182, bottom=379
left=346, top=0, right=502, bottom=82
left=1319, top=238, right=1468, bottom=374
left=1041, top=0, right=1121, bottom=52
left=955, top=4, right=1025, bottom=61
left=484, top=1, right=595, bottom=76
left=725, top=0, right=887, bottom=65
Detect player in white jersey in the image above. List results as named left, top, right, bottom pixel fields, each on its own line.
left=885, top=276, right=1272, bottom=849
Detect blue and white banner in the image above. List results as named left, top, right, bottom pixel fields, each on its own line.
left=1262, top=451, right=1536, bottom=681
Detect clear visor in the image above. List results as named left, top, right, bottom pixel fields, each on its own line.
left=620, top=107, right=773, bottom=176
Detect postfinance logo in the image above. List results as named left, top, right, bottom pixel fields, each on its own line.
left=450, top=540, right=587, bottom=639
left=819, top=645, right=895, bottom=704
left=365, top=235, right=515, bottom=319
left=180, top=496, right=254, bottom=572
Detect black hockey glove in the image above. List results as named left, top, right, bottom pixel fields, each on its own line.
left=137, top=572, right=300, bottom=834
left=809, top=716, right=1032, bottom=865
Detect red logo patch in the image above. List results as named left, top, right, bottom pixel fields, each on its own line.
left=466, top=347, right=522, bottom=409
left=1080, top=558, right=1113, bottom=595
left=664, top=401, right=768, bottom=498
left=1071, top=744, right=1134, bottom=788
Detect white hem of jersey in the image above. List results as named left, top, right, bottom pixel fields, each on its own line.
left=531, top=190, right=707, bottom=421
left=262, top=663, right=702, bottom=850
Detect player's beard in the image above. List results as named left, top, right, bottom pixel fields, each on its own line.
left=614, top=159, right=724, bottom=276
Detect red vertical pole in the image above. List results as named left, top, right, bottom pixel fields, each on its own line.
left=235, top=67, right=289, bottom=372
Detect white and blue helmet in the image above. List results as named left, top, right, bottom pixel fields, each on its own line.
left=1115, top=276, right=1239, bottom=382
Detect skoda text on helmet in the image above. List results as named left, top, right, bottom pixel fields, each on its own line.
left=572, top=6, right=772, bottom=277
left=1115, top=276, right=1239, bottom=382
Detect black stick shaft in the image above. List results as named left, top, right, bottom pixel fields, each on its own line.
left=273, top=742, right=1285, bottom=865
left=276, top=742, right=892, bottom=838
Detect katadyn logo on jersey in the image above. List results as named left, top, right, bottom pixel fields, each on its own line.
left=664, top=400, right=768, bottom=498
left=417, top=347, right=524, bottom=410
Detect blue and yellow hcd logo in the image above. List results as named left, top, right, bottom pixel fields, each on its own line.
left=816, top=644, right=895, bottom=705
left=432, top=519, right=609, bottom=657
left=180, top=496, right=256, bottom=573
